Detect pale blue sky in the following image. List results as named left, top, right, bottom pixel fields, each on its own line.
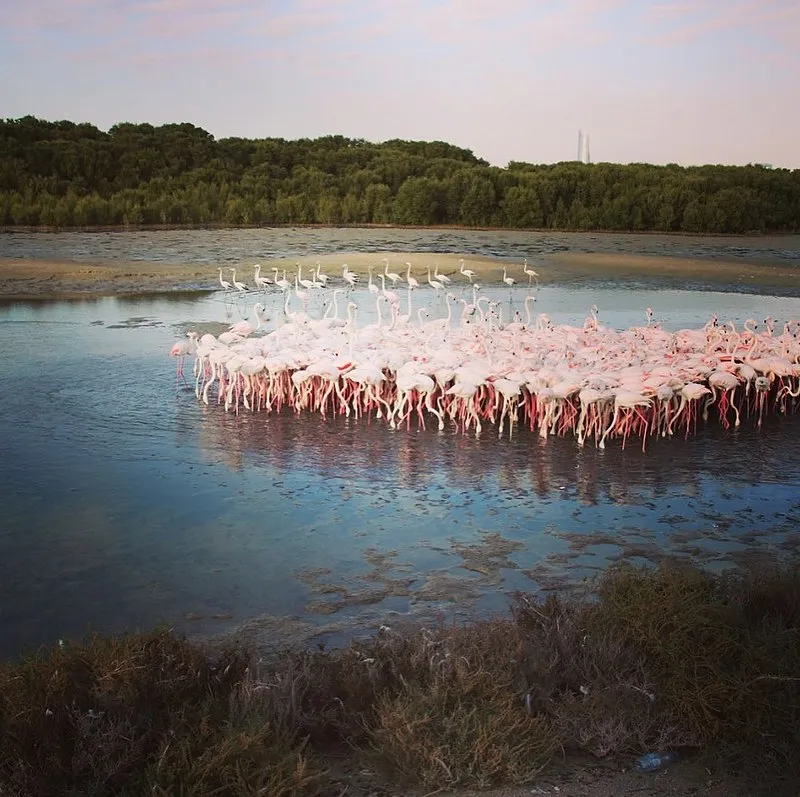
left=1, top=0, right=797, bottom=167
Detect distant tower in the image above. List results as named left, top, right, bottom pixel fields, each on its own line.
left=577, top=129, right=590, bottom=164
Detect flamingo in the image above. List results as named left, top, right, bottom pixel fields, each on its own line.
left=217, top=268, right=232, bottom=291
left=405, top=262, right=419, bottom=290
left=230, top=268, right=248, bottom=292
left=254, top=264, right=272, bottom=290
left=502, top=266, right=516, bottom=290
left=228, top=303, right=267, bottom=337
left=342, top=264, right=358, bottom=289
left=315, top=261, right=330, bottom=287
left=383, top=257, right=403, bottom=287
left=522, top=258, right=539, bottom=288
left=297, top=263, right=315, bottom=290
left=177, top=296, right=800, bottom=449
left=433, top=263, right=451, bottom=285
left=378, top=273, right=399, bottom=305
left=460, top=259, right=476, bottom=283
left=169, top=332, right=198, bottom=387
left=367, top=266, right=380, bottom=297
left=273, top=268, right=290, bottom=292
left=427, top=265, right=443, bottom=294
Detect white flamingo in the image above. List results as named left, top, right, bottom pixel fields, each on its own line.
left=405, top=262, right=419, bottom=290
left=368, top=265, right=380, bottom=297
left=315, top=261, right=330, bottom=287
left=378, top=273, right=399, bottom=305
left=460, top=259, right=476, bottom=283
left=273, top=268, right=290, bottom=292
left=297, top=263, right=315, bottom=290
left=522, top=257, right=539, bottom=288
left=217, top=268, right=232, bottom=291
left=230, top=268, right=248, bottom=292
left=254, top=264, right=272, bottom=290
left=433, top=263, right=451, bottom=285
left=427, top=265, right=443, bottom=294
left=342, top=264, right=358, bottom=289
left=383, top=257, right=403, bottom=287
left=502, top=266, right=516, bottom=290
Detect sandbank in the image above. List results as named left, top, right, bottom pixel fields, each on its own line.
left=0, top=250, right=797, bottom=301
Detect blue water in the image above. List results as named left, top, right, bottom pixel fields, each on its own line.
left=1, top=284, right=800, bottom=658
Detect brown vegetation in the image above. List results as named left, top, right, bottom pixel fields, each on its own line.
left=1, top=561, right=798, bottom=796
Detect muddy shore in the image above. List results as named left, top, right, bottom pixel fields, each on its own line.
left=0, top=249, right=798, bottom=300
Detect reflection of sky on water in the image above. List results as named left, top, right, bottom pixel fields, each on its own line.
left=1, top=287, right=799, bottom=657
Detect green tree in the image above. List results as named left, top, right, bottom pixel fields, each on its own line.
left=0, top=116, right=798, bottom=232
left=500, top=185, right=543, bottom=228
left=392, top=178, right=442, bottom=225
left=459, top=176, right=496, bottom=226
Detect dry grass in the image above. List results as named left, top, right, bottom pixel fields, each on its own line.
left=0, top=630, right=321, bottom=797
left=1, top=562, right=799, bottom=795
left=369, top=672, right=556, bottom=788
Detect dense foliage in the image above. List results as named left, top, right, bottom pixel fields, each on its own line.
left=2, top=116, right=799, bottom=233
left=2, top=562, right=800, bottom=795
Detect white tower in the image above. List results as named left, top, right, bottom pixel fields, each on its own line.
left=577, top=130, right=590, bottom=163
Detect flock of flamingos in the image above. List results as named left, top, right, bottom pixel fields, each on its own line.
left=168, top=257, right=800, bottom=449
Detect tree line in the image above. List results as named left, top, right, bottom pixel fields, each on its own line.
left=1, top=116, right=798, bottom=234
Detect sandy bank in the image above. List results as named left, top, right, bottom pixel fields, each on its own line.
left=547, top=251, right=799, bottom=287
left=0, top=250, right=797, bottom=300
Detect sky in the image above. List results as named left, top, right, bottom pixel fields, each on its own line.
left=1, top=0, right=798, bottom=168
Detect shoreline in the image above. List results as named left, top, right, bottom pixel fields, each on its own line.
left=3, top=561, right=795, bottom=797
left=1, top=250, right=798, bottom=301
left=2, top=222, right=799, bottom=238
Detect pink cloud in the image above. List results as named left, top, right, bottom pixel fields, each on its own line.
left=642, top=0, right=800, bottom=50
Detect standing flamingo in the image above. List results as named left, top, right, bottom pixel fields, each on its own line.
left=228, top=303, right=267, bottom=337
left=217, top=268, right=232, bottom=291
left=378, top=273, right=399, bottom=305
left=383, top=257, right=403, bottom=287
left=433, top=263, right=451, bottom=286
left=460, top=259, right=476, bottom=283
left=522, top=258, right=539, bottom=288
left=427, top=266, right=443, bottom=295
left=503, top=266, right=516, bottom=302
left=230, top=268, right=248, bottom=292
left=254, top=264, right=272, bottom=290
left=342, top=264, right=358, bottom=289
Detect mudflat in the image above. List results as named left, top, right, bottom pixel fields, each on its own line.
left=0, top=249, right=797, bottom=299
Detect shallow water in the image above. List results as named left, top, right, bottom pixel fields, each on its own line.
left=2, top=227, right=799, bottom=266
left=2, top=282, right=800, bottom=659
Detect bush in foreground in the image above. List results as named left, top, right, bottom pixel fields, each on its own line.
left=1, top=561, right=798, bottom=795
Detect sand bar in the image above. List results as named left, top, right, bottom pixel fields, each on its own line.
left=0, top=250, right=797, bottom=300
